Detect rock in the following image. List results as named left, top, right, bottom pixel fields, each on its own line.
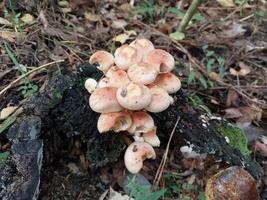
left=205, top=166, right=259, bottom=200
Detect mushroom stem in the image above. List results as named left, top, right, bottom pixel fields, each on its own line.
left=120, top=133, right=133, bottom=146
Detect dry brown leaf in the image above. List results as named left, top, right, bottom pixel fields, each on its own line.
left=20, top=13, right=34, bottom=24
left=0, top=31, right=15, bottom=42
left=238, top=61, right=251, bottom=76
left=0, top=17, right=12, bottom=26
left=209, top=71, right=220, bottom=81
left=112, top=19, right=128, bottom=29
left=0, top=106, right=18, bottom=120
left=226, top=89, right=239, bottom=107
left=216, top=0, right=235, bottom=7
left=113, top=30, right=137, bottom=44
left=84, top=11, right=101, bottom=22
left=224, top=108, right=243, bottom=119
left=229, top=68, right=239, bottom=76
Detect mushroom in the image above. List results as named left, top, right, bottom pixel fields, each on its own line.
left=105, top=66, right=131, bottom=88
left=154, top=72, right=181, bottom=94
left=89, top=51, right=114, bottom=72
left=97, top=111, right=132, bottom=133
left=128, top=111, right=154, bottom=134
left=97, top=77, right=110, bottom=88
left=146, top=84, right=172, bottom=112
left=143, top=49, right=174, bottom=73
left=143, top=127, right=160, bottom=147
left=89, top=87, right=122, bottom=113
left=116, top=82, right=151, bottom=110
left=124, top=141, right=156, bottom=174
left=129, top=38, right=154, bottom=57
left=127, top=62, right=159, bottom=85
left=84, top=78, right=97, bottom=93
left=114, top=44, right=142, bottom=70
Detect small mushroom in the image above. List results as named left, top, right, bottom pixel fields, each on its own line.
left=154, top=72, right=181, bottom=94
left=129, top=38, right=154, bottom=57
left=114, top=44, right=142, bottom=70
left=128, top=111, right=154, bottom=134
left=89, top=51, right=114, bottom=72
left=89, top=87, right=122, bottom=113
left=143, top=127, right=160, bottom=147
left=97, top=111, right=132, bottom=133
left=84, top=78, right=97, bottom=93
left=127, top=62, right=159, bottom=85
left=124, top=141, right=156, bottom=174
left=116, top=82, right=151, bottom=110
left=146, top=84, right=172, bottom=112
left=105, top=66, right=131, bottom=88
left=143, top=49, right=174, bottom=73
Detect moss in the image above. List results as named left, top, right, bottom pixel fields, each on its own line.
left=217, top=124, right=249, bottom=156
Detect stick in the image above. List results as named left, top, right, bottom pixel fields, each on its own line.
left=0, top=60, right=64, bottom=96
left=178, top=0, right=202, bottom=32
left=152, top=117, right=180, bottom=191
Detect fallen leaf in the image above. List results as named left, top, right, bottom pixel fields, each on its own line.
left=84, top=11, right=101, bottom=22
left=20, top=13, right=34, bottom=24
left=224, top=108, right=243, bottom=119
left=0, top=106, right=18, bottom=120
left=229, top=68, right=239, bottom=76
left=238, top=61, right=251, bottom=76
left=169, top=31, right=185, bottom=41
left=216, top=0, right=236, bottom=7
left=226, top=89, right=239, bottom=107
left=209, top=71, right=220, bottom=81
left=0, top=17, right=12, bottom=26
left=0, top=31, right=15, bottom=42
left=113, top=30, right=137, bottom=44
left=109, top=187, right=133, bottom=200
left=220, top=21, right=246, bottom=38
left=112, top=19, right=128, bottom=29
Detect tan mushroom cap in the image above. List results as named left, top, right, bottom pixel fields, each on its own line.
left=89, top=51, right=114, bottom=72
left=129, top=38, right=154, bottom=57
left=105, top=66, right=131, bottom=88
left=97, top=77, right=110, bottom=88
left=127, top=62, right=159, bottom=85
left=146, top=84, right=172, bottom=113
left=114, top=44, right=142, bottom=70
left=154, top=72, right=181, bottom=94
left=116, top=82, right=151, bottom=110
left=84, top=78, right=97, bottom=93
left=143, top=49, right=174, bottom=73
left=128, top=111, right=154, bottom=134
left=97, top=111, right=132, bottom=133
left=143, top=127, right=160, bottom=147
left=89, top=87, right=122, bottom=113
left=124, top=141, right=156, bottom=174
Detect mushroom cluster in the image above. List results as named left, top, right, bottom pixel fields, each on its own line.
left=85, top=38, right=181, bottom=174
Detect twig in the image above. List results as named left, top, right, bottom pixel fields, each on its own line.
left=0, top=107, right=23, bottom=134
left=0, top=60, right=64, bottom=96
left=152, top=117, right=180, bottom=191
left=178, top=0, right=202, bottom=32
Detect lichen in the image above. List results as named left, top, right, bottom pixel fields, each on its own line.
left=217, top=124, right=249, bottom=156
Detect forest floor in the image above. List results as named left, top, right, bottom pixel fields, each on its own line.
left=0, top=0, right=267, bottom=199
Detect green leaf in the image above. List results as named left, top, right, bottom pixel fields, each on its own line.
left=145, top=189, right=167, bottom=200
left=202, top=45, right=209, bottom=50
left=192, top=13, right=205, bottom=21
left=187, top=70, right=196, bottom=84
left=167, top=7, right=184, bottom=16
left=198, top=192, right=206, bottom=200
left=169, top=31, right=185, bottom=41
left=217, top=56, right=225, bottom=67
left=198, top=76, right=208, bottom=89
left=0, top=152, right=9, bottom=164
left=255, top=10, right=265, bottom=17
left=206, top=50, right=214, bottom=57
left=206, top=58, right=215, bottom=73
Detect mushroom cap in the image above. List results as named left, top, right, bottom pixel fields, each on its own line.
left=116, top=82, right=151, bottom=110
left=124, top=141, right=156, bottom=174
left=128, top=111, right=154, bottom=134
left=154, top=72, right=181, bottom=94
left=97, top=77, right=110, bottom=88
left=97, top=111, right=132, bottom=133
left=143, top=49, right=174, bottom=73
left=105, top=66, right=131, bottom=88
left=114, top=44, right=142, bottom=70
left=146, top=84, right=172, bottom=113
left=89, top=87, right=122, bottom=113
left=129, top=38, right=154, bottom=57
left=89, top=51, right=114, bottom=72
left=84, top=78, right=97, bottom=93
left=127, top=62, right=159, bottom=85
left=143, top=127, right=160, bottom=147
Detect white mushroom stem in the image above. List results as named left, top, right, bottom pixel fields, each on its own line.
left=89, top=51, right=114, bottom=72
left=124, top=141, right=156, bottom=174
left=97, top=111, right=132, bottom=133
left=143, top=127, right=160, bottom=147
